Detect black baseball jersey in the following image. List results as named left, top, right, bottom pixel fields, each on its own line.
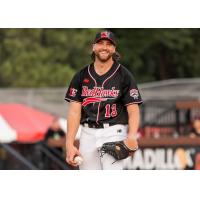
left=65, top=61, right=143, bottom=125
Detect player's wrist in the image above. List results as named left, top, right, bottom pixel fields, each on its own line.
left=66, top=139, right=75, bottom=148
left=124, top=136, right=139, bottom=151
left=127, top=133, right=138, bottom=141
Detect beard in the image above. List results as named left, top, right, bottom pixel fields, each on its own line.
left=94, top=50, right=114, bottom=62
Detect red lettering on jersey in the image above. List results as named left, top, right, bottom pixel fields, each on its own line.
left=81, top=86, right=119, bottom=98
left=105, top=104, right=117, bottom=118
left=105, top=104, right=110, bottom=118
left=81, top=86, right=119, bottom=106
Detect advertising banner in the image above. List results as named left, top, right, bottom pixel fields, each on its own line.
left=123, top=147, right=200, bottom=170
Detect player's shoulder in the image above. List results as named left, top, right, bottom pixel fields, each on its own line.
left=81, top=64, right=91, bottom=72
left=73, top=64, right=90, bottom=78
left=118, top=63, right=134, bottom=78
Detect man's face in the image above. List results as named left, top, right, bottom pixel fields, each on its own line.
left=92, top=39, right=116, bottom=62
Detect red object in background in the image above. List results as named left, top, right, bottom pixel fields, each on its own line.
left=0, top=104, right=54, bottom=143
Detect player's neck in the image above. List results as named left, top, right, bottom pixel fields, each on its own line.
left=94, top=59, right=114, bottom=76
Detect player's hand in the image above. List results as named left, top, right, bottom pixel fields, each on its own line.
left=66, top=144, right=81, bottom=167
left=123, top=136, right=138, bottom=156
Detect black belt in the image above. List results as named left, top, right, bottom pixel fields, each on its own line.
left=82, top=123, right=115, bottom=129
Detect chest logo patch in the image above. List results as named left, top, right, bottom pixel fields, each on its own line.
left=69, top=87, right=78, bottom=97
left=83, top=78, right=90, bottom=83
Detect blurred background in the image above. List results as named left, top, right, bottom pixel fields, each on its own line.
left=0, top=28, right=200, bottom=170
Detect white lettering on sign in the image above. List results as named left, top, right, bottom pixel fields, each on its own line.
left=123, top=148, right=195, bottom=170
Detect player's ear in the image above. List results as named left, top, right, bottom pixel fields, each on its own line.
left=112, top=45, right=116, bottom=53
left=92, top=43, right=95, bottom=51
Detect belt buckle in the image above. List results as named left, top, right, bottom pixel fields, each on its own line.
left=96, top=124, right=102, bottom=128
left=87, top=123, right=97, bottom=128
left=103, top=124, right=109, bottom=128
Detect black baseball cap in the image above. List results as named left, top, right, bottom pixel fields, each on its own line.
left=94, top=31, right=116, bottom=46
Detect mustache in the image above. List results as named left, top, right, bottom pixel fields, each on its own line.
left=99, top=50, right=110, bottom=53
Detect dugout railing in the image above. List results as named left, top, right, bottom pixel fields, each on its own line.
left=0, top=142, right=75, bottom=170
left=140, top=100, right=200, bottom=138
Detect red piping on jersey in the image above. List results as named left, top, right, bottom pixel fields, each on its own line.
left=125, top=101, right=143, bottom=106
left=96, top=103, right=101, bottom=124
left=96, top=64, right=121, bottom=124
left=88, top=65, right=100, bottom=124
left=65, top=97, right=82, bottom=104
left=82, top=97, right=107, bottom=106
left=102, top=64, right=121, bottom=87
left=88, top=65, right=97, bottom=87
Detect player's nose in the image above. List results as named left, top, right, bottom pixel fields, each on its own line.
left=100, top=46, right=109, bottom=52
left=101, top=43, right=109, bottom=49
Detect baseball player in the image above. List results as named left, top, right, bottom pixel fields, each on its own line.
left=65, top=30, right=143, bottom=170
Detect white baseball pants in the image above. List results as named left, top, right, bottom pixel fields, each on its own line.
left=79, top=124, right=128, bottom=170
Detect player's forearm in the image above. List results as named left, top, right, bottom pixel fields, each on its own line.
left=66, top=114, right=80, bottom=146
left=66, top=102, right=81, bottom=147
left=127, top=104, right=140, bottom=139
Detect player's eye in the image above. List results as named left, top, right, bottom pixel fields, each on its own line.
left=97, top=40, right=104, bottom=45
left=106, top=41, right=112, bottom=46
left=106, top=42, right=112, bottom=47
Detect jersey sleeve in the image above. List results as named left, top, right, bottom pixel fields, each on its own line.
left=121, top=70, right=143, bottom=106
left=65, top=72, right=83, bottom=103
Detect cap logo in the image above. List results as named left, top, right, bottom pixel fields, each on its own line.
left=101, top=31, right=109, bottom=38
